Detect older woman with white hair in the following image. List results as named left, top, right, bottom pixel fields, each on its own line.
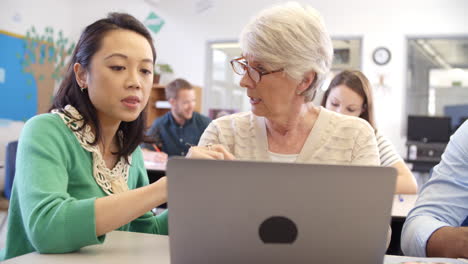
left=188, top=2, right=379, bottom=166
left=188, top=1, right=391, bottom=248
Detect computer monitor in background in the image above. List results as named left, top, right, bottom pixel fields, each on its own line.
left=407, top=115, right=452, bottom=143
left=458, top=116, right=468, bottom=128
left=444, top=104, right=468, bottom=131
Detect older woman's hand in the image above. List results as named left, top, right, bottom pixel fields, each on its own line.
left=186, top=144, right=236, bottom=160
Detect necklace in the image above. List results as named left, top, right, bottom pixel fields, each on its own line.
left=52, top=105, right=130, bottom=195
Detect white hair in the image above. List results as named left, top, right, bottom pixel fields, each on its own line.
left=240, top=2, right=333, bottom=102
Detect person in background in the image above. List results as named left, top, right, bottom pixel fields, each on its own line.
left=141, top=78, right=211, bottom=161
left=0, top=13, right=168, bottom=261
left=401, top=121, right=468, bottom=258
left=321, top=70, right=418, bottom=194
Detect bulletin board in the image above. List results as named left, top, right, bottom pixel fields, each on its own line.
left=0, top=30, right=36, bottom=121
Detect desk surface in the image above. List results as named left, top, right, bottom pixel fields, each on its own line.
left=4, top=231, right=170, bottom=264
left=391, top=194, right=418, bottom=218
left=144, top=160, right=166, bottom=171
left=5, top=231, right=465, bottom=264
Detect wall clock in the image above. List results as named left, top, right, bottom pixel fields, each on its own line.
left=372, top=47, right=391, bottom=66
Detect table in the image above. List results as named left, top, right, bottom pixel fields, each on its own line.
left=145, top=160, right=166, bottom=184
left=5, top=231, right=465, bottom=264
left=385, top=255, right=467, bottom=263
left=4, top=231, right=170, bottom=264
left=387, top=194, right=418, bottom=255
left=144, top=160, right=166, bottom=172
left=143, top=163, right=420, bottom=215
left=391, top=194, right=418, bottom=218
left=145, top=160, right=167, bottom=208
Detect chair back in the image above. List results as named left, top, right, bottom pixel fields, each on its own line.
left=4, top=141, right=18, bottom=199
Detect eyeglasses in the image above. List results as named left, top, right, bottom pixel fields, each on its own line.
left=230, top=57, right=283, bottom=83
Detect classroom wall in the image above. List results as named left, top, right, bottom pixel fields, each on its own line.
left=0, top=0, right=73, bottom=36
left=2, top=0, right=468, bottom=156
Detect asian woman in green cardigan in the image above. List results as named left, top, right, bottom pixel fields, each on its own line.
left=0, top=13, right=168, bottom=261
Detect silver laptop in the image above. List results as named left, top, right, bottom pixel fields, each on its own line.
left=167, top=158, right=396, bottom=264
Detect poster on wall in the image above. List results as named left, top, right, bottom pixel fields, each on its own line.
left=144, top=12, right=165, bottom=35
left=0, top=28, right=74, bottom=121
left=0, top=31, right=36, bottom=121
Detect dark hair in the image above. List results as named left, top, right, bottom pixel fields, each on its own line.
left=50, top=12, right=156, bottom=163
left=320, top=70, right=376, bottom=129
left=164, top=78, right=193, bottom=100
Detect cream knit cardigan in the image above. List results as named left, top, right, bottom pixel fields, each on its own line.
left=199, top=107, right=380, bottom=166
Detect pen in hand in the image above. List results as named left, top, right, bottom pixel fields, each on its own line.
left=152, top=143, right=161, bottom=152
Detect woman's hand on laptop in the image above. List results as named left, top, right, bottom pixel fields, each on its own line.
left=186, top=144, right=235, bottom=160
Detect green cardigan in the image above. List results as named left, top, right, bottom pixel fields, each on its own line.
left=0, top=114, right=168, bottom=261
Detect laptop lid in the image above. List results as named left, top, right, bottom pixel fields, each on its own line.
left=167, top=158, right=396, bottom=264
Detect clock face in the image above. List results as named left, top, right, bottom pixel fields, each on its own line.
left=373, top=47, right=391, bottom=65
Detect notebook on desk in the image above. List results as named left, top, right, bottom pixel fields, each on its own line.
left=167, top=158, right=397, bottom=264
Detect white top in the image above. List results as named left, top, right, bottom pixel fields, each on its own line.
left=268, top=151, right=299, bottom=163
left=199, top=107, right=379, bottom=166
left=376, top=131, right=403, bottom=167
